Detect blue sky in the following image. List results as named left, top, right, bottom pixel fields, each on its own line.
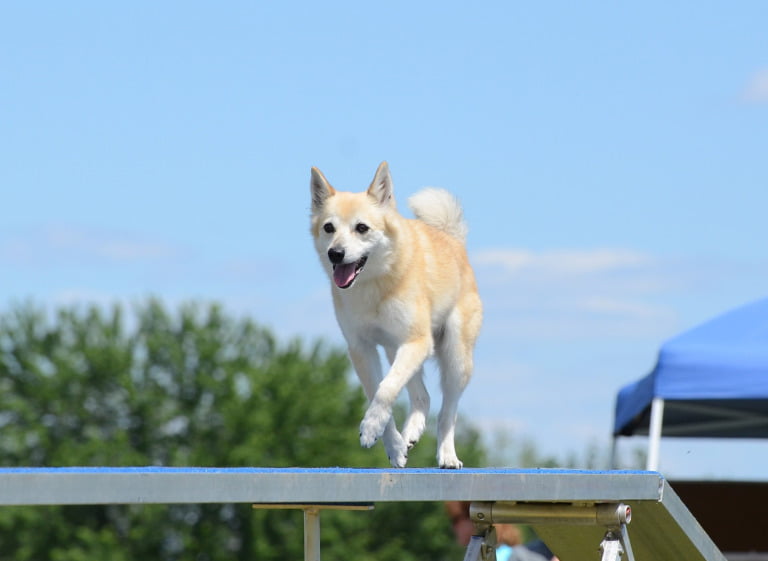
left=2, top=2, right=767, bottom=478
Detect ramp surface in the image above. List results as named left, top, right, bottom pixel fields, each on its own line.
left=0, top=467, right=725, bottom=561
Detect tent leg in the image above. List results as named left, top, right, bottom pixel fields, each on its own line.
left=609, top=436, right=618, bottom=469
left=646, top=397, right=665, bottom=471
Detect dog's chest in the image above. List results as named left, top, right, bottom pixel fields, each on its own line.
left=333, top=290, right=413, bottom=346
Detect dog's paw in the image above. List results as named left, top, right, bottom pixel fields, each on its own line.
left=359, top=403, right=391, bottom=448
left=359, top=426, right=378, bottom=448
left=401, top=413, right=427, bottom=450
left=384, top=431, right=408, bottom=468
left=388, top=449, right=408, bottom=468
left=437, top=453, right=463, bottom=470
left=360, top=417, right=386, bottom=448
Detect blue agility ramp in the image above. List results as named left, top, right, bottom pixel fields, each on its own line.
left=0, top=467, right=725, bottom=561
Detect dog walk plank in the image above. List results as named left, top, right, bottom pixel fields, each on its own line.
left=0, top=467, right=725, bottom=561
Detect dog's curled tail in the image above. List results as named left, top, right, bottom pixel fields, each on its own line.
left=408, top=187, right=468, bottom=242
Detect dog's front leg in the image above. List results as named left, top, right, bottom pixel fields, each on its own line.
left=384, top=346, right=430, bottom=450
left=359, top=336, right=432, bottom=454
left=348, top=343, right=408, bottom=468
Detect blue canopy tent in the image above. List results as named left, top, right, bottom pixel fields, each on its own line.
left=612, top=297, right=768, bottom=470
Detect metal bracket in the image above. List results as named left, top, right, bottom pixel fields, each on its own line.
left=465, top=501, right=633, bottom=561
left=599, top=522, right=635, bottom=561
left=463, top=525, right=497, bottom=561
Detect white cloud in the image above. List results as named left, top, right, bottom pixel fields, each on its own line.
left=44, top=226, right=177, bottom=262
left=577, top=296, right=671, bottom=319
left=474, top=247, right=653, bottom=276
left=0, top=225, right=178, bottom=265
left=472, top=247, right=679, bottom=340
left=743, top=68, right=768, bottom=103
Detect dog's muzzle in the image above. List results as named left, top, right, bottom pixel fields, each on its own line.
left=329, top=249, right=368, bottom=289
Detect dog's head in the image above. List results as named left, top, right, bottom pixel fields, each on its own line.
left=310, top=161, right=397, bottom=290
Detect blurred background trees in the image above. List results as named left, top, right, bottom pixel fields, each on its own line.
left=0, top=299, right=487, bottom=561
left=0, top=299, right=634, bottom=560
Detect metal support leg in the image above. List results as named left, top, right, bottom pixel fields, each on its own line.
left=619, top=522, right=636, bottom=561
left=304, top=507, right=320, bottom=561
left=599, top=524, right=635, bottom=561
left=253, top=502, right=374, bottom=561
left=600, top=530, right=624, bottom=561
left=463, top=524, right=496, bottom=561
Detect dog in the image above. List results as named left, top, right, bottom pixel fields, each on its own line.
left=309, top=162, right=482, bottom=468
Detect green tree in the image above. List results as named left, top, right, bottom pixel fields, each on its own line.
left=0, top=300, right=483, bottom=560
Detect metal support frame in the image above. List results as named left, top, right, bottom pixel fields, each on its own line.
left=466, top=502, right=634, bottom=561
left=0, top=468, right=725, bottom=561
left=253, top=503, right=374, bottom=561
left=463, top=526, right=497, bottom=561
left=304, top=507, right=321, bottom=561
left=599, top=523, right=636, bottom=561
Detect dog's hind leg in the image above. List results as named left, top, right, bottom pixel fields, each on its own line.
left=403, top=369, right=430, bottom=449
left=349, top=343, right=408, bottom=468
left=435, top=311, right=477, bottom=469
left=435, top=373, right=468, bottom=469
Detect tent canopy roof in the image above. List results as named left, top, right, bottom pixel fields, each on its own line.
left=614, top=297, right=768, bottom=437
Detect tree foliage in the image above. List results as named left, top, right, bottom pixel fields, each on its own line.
left=0, top=300, right=485, bottom=560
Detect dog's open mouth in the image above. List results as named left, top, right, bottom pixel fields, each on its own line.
left=333, top=256, right=368, bottom=289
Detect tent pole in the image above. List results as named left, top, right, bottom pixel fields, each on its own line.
left=646, top=397, right=665, bottom=471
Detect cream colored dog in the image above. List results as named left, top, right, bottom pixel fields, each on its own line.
left=310, top=162, right=482, bottom=468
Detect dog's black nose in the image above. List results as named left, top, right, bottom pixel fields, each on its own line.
left=328, top=247, right=345, bottom=264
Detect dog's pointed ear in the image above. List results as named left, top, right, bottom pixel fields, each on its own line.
left=367, top=161, right=396, bottom=208
left=310, top=167, right=336, bottom=211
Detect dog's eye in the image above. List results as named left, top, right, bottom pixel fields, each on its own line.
left=355, top=223, right=370, bottom=234
left=323, top=223, right=335, bottom=234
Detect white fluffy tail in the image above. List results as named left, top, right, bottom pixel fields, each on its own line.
left=408, top=188, right=468, bottom=242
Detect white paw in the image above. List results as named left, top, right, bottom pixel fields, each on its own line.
left=438, top=453, right=463, bottom=469
left=359, top=402, right=392, bottom=448
left=401, top=413, right=427, bottom=449
left=385, top=434, right=409, bottom=468
left=359, top=423, right=377, bottom=448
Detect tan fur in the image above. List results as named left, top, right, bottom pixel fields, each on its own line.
left=310, top=162, right=482, bottom=468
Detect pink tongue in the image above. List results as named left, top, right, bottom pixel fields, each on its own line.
left=333, top=263, right=358, bottom=288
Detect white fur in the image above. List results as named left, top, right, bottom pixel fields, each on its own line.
left=408, top=187, right=468, bottom=242
left=310, top=162, right=482, bottom=469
